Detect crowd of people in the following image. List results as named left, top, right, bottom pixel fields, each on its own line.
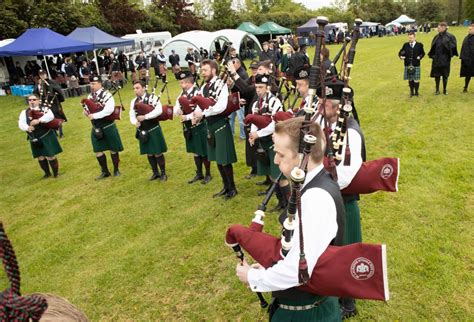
left=10, top=20, right=474, bottom=321
left=398, top=22, right=474, bottom=96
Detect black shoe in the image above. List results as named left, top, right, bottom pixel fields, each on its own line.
left=188, top=174, right=204, bottom=184
left=96, top=171, right=111, bottom=180
left=463, top=88, right=467, bottom=93
left=113, top=170, right=121, bottom=177
left=160, top=173, right=168, bottom=181
left=224, top=189, right=238, bottom=200
left=201, top=175, right=212, bottom=184
left=213, top=188, right=228, bottom=198
left=415, top=92, right=419, bottom=96
left=256, top=178, right=271, bottom=186
left=435, top=91, right=440, bottom=95
left=42, top=173, right=51, bottom=179
left=53, top=173, right=59, bottom=178
left=341, top=306, right=358, bottom=320
left=340, top=298, right=357, bottom=320
left=245, top=173, right=257, bottom=179
left=149, top=173, right=160, bottom=181
left=443, top=91, right=448, bottom=95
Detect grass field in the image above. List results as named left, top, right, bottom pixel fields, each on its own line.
left=0, top=26, right=473, bottom=320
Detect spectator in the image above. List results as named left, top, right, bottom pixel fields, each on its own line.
left=169, top=49, right=180, bottom=74
left=79, top=60, right=91, bottom=85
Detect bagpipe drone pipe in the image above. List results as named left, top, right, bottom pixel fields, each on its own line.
left=225, top=17, right=390, bottom=304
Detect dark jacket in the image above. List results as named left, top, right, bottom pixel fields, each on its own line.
left=288, top=51, right=309, bottom=75
left=169, top=54, right=180, bottom=66
left=259, top=49, right=275, bottom=63
left=150, top=54, right=159, bottom=68
left=428, top=31, right=458, bottom=68
left=460, top=34, right=474, bottom=64
left=398, top=42, right=425, bottom=67
left=34, top=79, right=66, bottom=120
left=460, top=34, right=474, bottom=77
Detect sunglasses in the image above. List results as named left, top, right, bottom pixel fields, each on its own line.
left=28, top=98, right=38, bottom=101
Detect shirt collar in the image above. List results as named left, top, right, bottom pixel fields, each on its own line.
left=302, top=163, right=325, bottom=189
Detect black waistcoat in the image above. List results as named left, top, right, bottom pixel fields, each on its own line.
left=273, top=167, right=346, bottom=300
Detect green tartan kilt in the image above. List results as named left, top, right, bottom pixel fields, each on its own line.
left=91, top=123, right=124, bottom=153
left=30, top=130, right=63, bottom=158
left=272, top=296, right=341, bottom=322
left=206, top=118, right=237, bottom=165
left=185, top=122, right=207, bottom=157
left=139, top=124, right=168, bottom=155
left=256, top=135, right=280, bottom=179
left=343, top=199, right=362, bottom=245
left=403, top=66, right=421, bottom=81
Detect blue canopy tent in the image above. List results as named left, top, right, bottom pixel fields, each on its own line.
left=68, top=26, right=134, bottom=74
left=0, top=28, right=93, bottom=78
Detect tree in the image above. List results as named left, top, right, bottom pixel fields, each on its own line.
left=416, top=0, right=444, bottom=23
left=152, top=0, right=201, bottom=33
left=97, top=0, right=147, bottom=35
left=465, top=0, right=474, bottom=20
left=29, top=1, right=83, bottom=35
left=0, top=6, right=28, bottom=39
left=211, top=0, right=239, bottom=30
left=75, top=3, right=112, bottom=33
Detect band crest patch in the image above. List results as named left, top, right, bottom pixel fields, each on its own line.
left=350, top=257, right=375, bottom=280
left=380, top=164, right=394, bottom=179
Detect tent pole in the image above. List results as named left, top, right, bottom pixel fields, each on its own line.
left=93, top=49, right=100, bottom=75
left=43, top=56, right=51, bottom=79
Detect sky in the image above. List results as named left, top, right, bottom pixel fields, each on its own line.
left=295, top=0, right=334, bottom=9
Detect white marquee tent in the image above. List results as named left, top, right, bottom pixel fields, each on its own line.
left=162, top=30, right=262, bottom=68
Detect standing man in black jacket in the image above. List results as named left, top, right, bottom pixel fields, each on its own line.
left=428, top=22, right=458, bottom=95
left=398, top=32, right=425, bottom=97
left=169, top=50, right=180, bottom=75
left=460, top=23, right=474, bottom=93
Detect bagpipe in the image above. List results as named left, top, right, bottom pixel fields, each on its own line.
left=321, top=19, right=400, bottom=194
left=134, top=77, right=173, bottom=122
left=243, top=91, right=281, bottom=130
left=226, top=18, right=390, bottom=304
left=81, top=82, right=124, bottom=121
left=27, top=94, right=64, bottom=130
left=189, top=42, right=242, bottom=117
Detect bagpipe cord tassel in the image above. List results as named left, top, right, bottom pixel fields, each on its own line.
left=0, top=222, right=48, bottom=321
left=296, top=190, right=310, bottom=284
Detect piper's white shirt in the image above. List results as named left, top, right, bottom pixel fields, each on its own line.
left=247, top=164, right=338, bottom=292
left=250, top=94, right=282, bottom=138
left=18, top=107, right=54, bottom=131
left=315, top=115, right=363, bottom=189
left=173, top=86, right=196, bottom=121
left=129, top=95, right=163, bottom=125
left=200, top=76, right=228, bottom=117
left=88, top=88, right=115, bottom=120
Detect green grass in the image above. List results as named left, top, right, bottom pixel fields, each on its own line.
left=0, top=26, right=473, bottom=320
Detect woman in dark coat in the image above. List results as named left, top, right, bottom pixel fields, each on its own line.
left=428, top=22, right=458, bottom=95
left=460, top=23, right=474, bottom=92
